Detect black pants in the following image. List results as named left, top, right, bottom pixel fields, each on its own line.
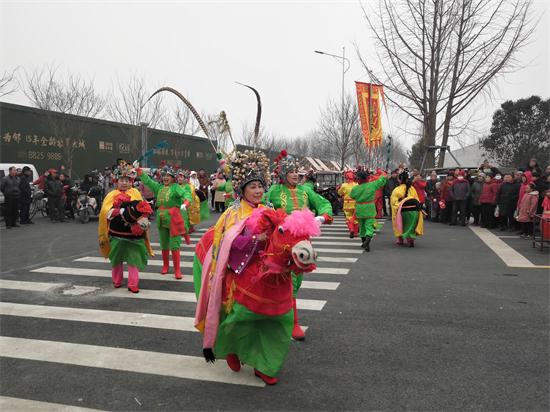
left=214, top=201, right=226, bottom=213
left=48, top=196, right=65, bottom=221
left=521, top=221, right=534, bottom=235
left=440, top=203, right=453, bottom=223
left=210, top=189, right=216, bottom=208
left=471, top=204, right=481, bottom=225
left=451, top=199, right=468, bottom=225
left=19, top=200, right=31, bottom=223
left=481, top=204, right=496, bottom=228
left=4, top=196, right=19, bottom=227
left=500, top=213, right=515, bottom=230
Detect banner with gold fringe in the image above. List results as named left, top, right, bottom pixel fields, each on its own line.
left=355, top=82, right=384, bottom=147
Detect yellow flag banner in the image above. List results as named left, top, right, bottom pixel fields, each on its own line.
left=355, top=82, right=384, bottom=147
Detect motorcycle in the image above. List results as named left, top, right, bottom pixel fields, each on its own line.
left=317, top=186, right=342, bottom=216
left=76, top=185, right=102, bottom=223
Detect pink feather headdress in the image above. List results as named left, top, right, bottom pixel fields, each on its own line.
left=282, top=209, right=321, bottom=238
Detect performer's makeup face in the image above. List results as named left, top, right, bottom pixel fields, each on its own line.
left=117, top=177, right=130, bottom=191
left=286, top=171, right=299, bottom=187
left=177, top=175, right=185, bottom=184
left=163, top=175, right=174, bottom=185
left=243, top=181, right=265, bottom=205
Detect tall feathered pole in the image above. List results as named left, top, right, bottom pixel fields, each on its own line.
left=143, top=86, right=217, bottom=153
left=236, top=82, right=262, bottom=150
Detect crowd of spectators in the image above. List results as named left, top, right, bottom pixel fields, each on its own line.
left=417, top=158, right=550, bottom=238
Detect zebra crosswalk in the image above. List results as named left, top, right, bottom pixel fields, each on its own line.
left=0, top=214, right=382, bottom=407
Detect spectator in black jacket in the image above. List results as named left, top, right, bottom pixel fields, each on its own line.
left=497, top=173, right=520, bottom=231
left=0, top=166, right=21, bottom=228
left=450, top=171, right=471, bottom=226
left=384, top=170, right=399, bottom=217
left=525, top=158, right=542, bottom=175
left=18, top=166, right=33, bottom=224
left=44, top=169, right=66, bottom=222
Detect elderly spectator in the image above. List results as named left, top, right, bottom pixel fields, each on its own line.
left=450, top=171, right=470, bottom=226
left=212, top=172, right=227, bottom=213
left=497, top=173, right=520, bottom=231
left=479, top=175, right=499, bottom=228
left=525, top=158, right=542, bottom=175
left=44, top=169, right=66, bottom=223
left=19, top=166, right=33, bottom=224
left=1, top=166, right=21, bottom=228
left=470, top=174, right=485, bottom=226
left=33, top=170, right=49, bottom=190
left=189, top=171, right=200, bottom=188
left=478, top=160, right=500, bottom=176
left=439, top=174, right=455, bottom=223
left=516, top=182, right=539, bottom=238
left=425, top=172, right=439, bottom=221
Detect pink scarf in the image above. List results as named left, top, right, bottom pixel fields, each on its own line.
left=194, top=216, right=247, bottom=349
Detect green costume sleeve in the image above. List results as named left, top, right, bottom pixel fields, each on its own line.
left=139, top=172, right=161, bottom=196
left=263, top=185, right=275, bottom=205
left=350, top=185, right=360, bottom=200
left=303, top=186, right=333, bottom=216
left=178, top=184, right=193, bottom=204
left=373, top=175, right=388, bottom=190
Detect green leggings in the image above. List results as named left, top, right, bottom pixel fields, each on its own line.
left=158, top=227, right=181, bottom=250
left=358, top=217, right=376, bottom=238
left=292, top=272, right=303, bottom=297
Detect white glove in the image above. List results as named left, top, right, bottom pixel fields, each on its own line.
left=315, top=216, right=325, bottom=224
left=132, top=160, right=139, bottom=168
left=180, top=204, right=187, bottom=211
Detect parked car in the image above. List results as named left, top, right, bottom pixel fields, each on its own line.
left=0, top=163, right=39, bottom=181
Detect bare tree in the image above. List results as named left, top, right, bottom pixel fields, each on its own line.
left=359, top=0, right=535, bottom=168
left=317, top=94, right=360, bottom=168
left=0, top=68, right=18, bottom=97
left=239, top=123, right=280, bottom=155
left=106, top=75, right=166, bottom=158
left=161, top=104, right=201, bottom=136
left=22, top=67, right=106, bottom=176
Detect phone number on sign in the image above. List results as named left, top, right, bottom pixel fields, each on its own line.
left=28, top=151, right=63, bottom=161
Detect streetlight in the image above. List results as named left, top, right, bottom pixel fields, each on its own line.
left=315, top=48, right=350, bottom=169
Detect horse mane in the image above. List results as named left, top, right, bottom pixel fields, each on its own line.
left=282, top=209, right=320, bottom=238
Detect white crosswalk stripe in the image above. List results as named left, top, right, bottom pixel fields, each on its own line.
left=0, top=279, right=326, bottom=310
left=0, top=396, right=103, bottom=412
left=0, top=211, right=379, bottom=400
left=0, top=336, right=265, bottom=387
left=30, top=266, right=338, bottom=290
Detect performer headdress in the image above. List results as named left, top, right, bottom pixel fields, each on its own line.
left=113, top=163, right=135, bottom=182
left=273, top=150, right=299, bottom=183
left=160, top=165, right=176, bottom=178
left=230, top=150, right=271, bottom=196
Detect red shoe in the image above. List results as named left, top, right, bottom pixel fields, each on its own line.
left=127, top=285, right=139, bottom=293
left=226, top=354, right=241, bottom=372
left=396, top=237, right=404, bottom=246
left=161, top=250, right=170, bottom=275
left=292, top=298, right=305, bottom=341
left=172, top=250, right=182, bottom=279
left=254, top=369, right=278, bottom=385
left=407, top=238, right=415, bottom=248
left=113, top=283, right=122, bottom=288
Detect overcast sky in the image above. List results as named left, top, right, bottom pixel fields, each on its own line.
left=1, top=0, right=548, bottom=150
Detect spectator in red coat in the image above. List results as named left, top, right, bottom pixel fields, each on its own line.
left=412, top=172, right=427, bottom=204
left=439, top=174, right=454, bottom=223
left=479, top=175, right=500, bottom=228
left=517, top=171, right=533, bottom=209
left=32, top=170, right=50, bottom=190
left=516, top=182, right=538, bottom=238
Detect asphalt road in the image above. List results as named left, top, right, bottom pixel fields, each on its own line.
left=0, top=212, right=548, bottom=411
